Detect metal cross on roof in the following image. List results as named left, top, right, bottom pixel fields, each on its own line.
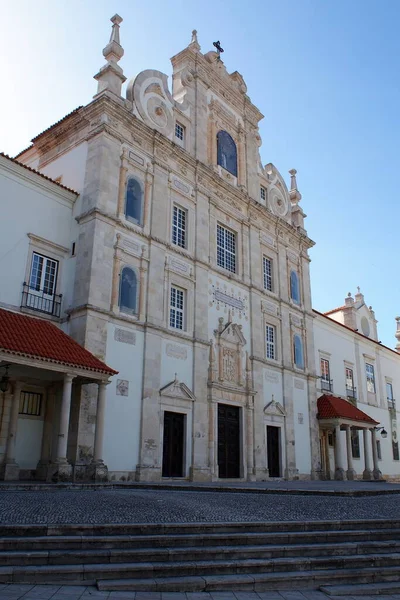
left=213, top=40, right=224, bottom=57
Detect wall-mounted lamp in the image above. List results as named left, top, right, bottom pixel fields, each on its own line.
left=0, top=365, right=10, bottom=393
left=375, top=426, right=388, bottom=439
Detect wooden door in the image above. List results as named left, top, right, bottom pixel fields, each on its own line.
left=267, top=425, right=281, bottom=477
left=218, top=404, right=240, bottom=478
left=162, top=411, right=185, bottom=478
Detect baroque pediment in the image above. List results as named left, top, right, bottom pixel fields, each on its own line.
left=160, top=376, right=195, bottom=401
left=264, top=398, right=286, bottom=417
left=216, top=317, right=247, bottom=347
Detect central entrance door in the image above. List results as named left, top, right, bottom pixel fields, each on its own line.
left=162, top=411, right=185, bottom=478
left=218, top=404, right=240, bottom=478
left=267, top=425, right=281, bottom=477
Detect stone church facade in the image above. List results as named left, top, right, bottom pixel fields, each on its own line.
left=1, top=16, right=399, bottom=482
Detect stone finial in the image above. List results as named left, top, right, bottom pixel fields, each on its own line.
left=345, top=292, right=354, bottom=307
left=289, top=169, right=302, bottom=205
left=395, top=317, right=400, bottom=352
left=94, top=14, right=126, bottom=97
left=355, top=287, right=364, bottom=305
left=189, top=29, right=201, bottom=51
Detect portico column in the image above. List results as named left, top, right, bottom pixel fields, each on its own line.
left=92, top=382, right=109, bottom=472
left=371, top=428, right=382, bottom=480
left=334, top=424, right=345, bottom=480
left=363, top=428, right=373, bottom=480
left=2, top=381, right=23, bottom=480
left=345, top=425, right=356, bottom=480
left=324, top=430, right=331, bottom=480
left=52, top=374, right=74, bottom=482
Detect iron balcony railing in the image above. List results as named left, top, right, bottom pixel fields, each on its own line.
left=21, top=283, right=62, bottom=317
left=320, top=378, right=333, bottom=393
left=388, top=397, right=396, bottom=411
left=346, top=386, right=357, bottom=400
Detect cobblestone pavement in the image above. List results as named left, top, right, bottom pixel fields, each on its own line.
left=0, top=585, right=399, bottom=600
left=1, top=489, right=400, bottom=524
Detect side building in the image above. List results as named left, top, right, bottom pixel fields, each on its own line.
left=314, top=290, right=400, bottom=481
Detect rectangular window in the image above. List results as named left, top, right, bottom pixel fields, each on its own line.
left=217, top=224, right=236, bottom=273
left=366, top=363, right=376, bottom=393
left=263, top=256, right=273, bottom=292
left=376, top=439, right=382, bottom=460
left=170, top=286, right=185, bottom=330
left=320, top=358, right=331, bottom=391
left=175, top=122, right=185, bottom=145
left=393, top=441, right=399, bottom=461
left=19, top=391, right=42, bottom=416
left=29, top=253, right=58, bottom=296
left=260, top=186, right=267, bottom=203
left=172, top=205, right=187, bottom=248
left=346, top=368, right=354, bottom=389
left=387, top=382, right=394, bottom=400
left=266, top=325, right=276, bottom=360
left=351, top=430, right=360, bottom=459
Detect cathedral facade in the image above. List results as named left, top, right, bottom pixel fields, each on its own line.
left=0, top=16, right=399, bottom=483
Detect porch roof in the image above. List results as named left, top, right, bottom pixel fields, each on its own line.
left=317, top=394, right=378, bottom=425
left=0, top=309, right=117, bottom=376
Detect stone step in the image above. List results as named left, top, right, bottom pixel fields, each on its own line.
left=1, top=519, right=399, bottom=538
left=96, top=565, right=400, bottom=592
left=320, top=582, right=400, bottom=595
left=2, top=540, right=400, bottom=566
left=1, top=527, right=399, bottom=551
left=3, top=552, right=400, bottom=584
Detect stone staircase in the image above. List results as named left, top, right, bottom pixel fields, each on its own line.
left=0, top=520, right=400, bottom=592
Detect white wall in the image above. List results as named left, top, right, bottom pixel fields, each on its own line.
left=0, top=159, right=76, bottom=312
left=40, top=143, right=88, bottom=194
left=103, top=322, right=144, bottom=475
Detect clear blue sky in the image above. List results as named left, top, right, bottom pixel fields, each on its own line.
left=2, top=0, right=399, bottom=347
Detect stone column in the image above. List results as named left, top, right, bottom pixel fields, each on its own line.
left=371, top=428, right=382, bottom=480
left=91, top=381, right=109, bottom=481
left=324, top=430, right=331, bottom=480
left=209, top=400, right=218, bottom=480
left=363, top=428, right=373, bottom=480
left=246, top=401, right=255, bottom=481
left=36, top=386, right=55, bottom=480
left=345, top=425, right=356, bottom=480
left=334, top=424, right=345, bottom=480
left=2, top=381, right=22, bottom=480
left=53, top=374, right=74, bottom=481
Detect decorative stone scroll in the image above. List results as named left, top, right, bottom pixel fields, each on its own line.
left=290, top=314, right=303, bottom=327
left=172, top=177, right=192, bottom=197
left=287, top=251, right=298, bottom=263
left=114, top=328, right=136, bottom=345
left=128, top=150, right=145, bottom=166
left=170, top=258, right=190, bottom=275
left=122, top=238, right=141, bottom=257
left=209, top=280, right=248, bottom=319
left=260, top=233, right=276, bottom=248
left=116, top=379, right=129, bottom=396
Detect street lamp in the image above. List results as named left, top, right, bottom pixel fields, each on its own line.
left=375, top=426, right=388, bottom=439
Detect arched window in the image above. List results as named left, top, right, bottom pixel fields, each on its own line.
left=293, top=334, right=304, bottom=369
left=119, top=266, right=138, bottom=314
left=290, top=270, right=300, bottom=304
left=217, top=131, right=237, bottom=177
left=125, top=177, right=143, bottom=225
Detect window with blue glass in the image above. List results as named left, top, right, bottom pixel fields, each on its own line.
left=125, top=177, right=143, bottom=224
left=290, top=270, right=300, bottom=304
left=293, top=334, right=304, bottom=369
left=217, top=130, right=237, bottom=177
left=119, top=266, right=138, bottom=314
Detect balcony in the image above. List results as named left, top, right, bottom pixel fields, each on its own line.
left=320, top=378, right=333, bottom=393
left=346, top=386, right=357, bottom=401
left=21, top=283, right=62, bottom=318
left=388, top=397, right=396, bottom=412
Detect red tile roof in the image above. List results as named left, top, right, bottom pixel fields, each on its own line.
left=0, top=309, right=117, bottom=376
left=0, top=153, right=78, bottom=195
left=317, top=394, right=378, bottom=425
left=30, top=106, right=84, bottom=143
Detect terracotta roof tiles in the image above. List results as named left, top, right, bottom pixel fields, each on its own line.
left=0, top=309, right=117, bottom=376
left=0, top=153, right=78, bottom=195
left=317, top=394, right=378, bottom=425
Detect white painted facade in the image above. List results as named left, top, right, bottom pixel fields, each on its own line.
left=1, top=18, right=400, bottom=483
